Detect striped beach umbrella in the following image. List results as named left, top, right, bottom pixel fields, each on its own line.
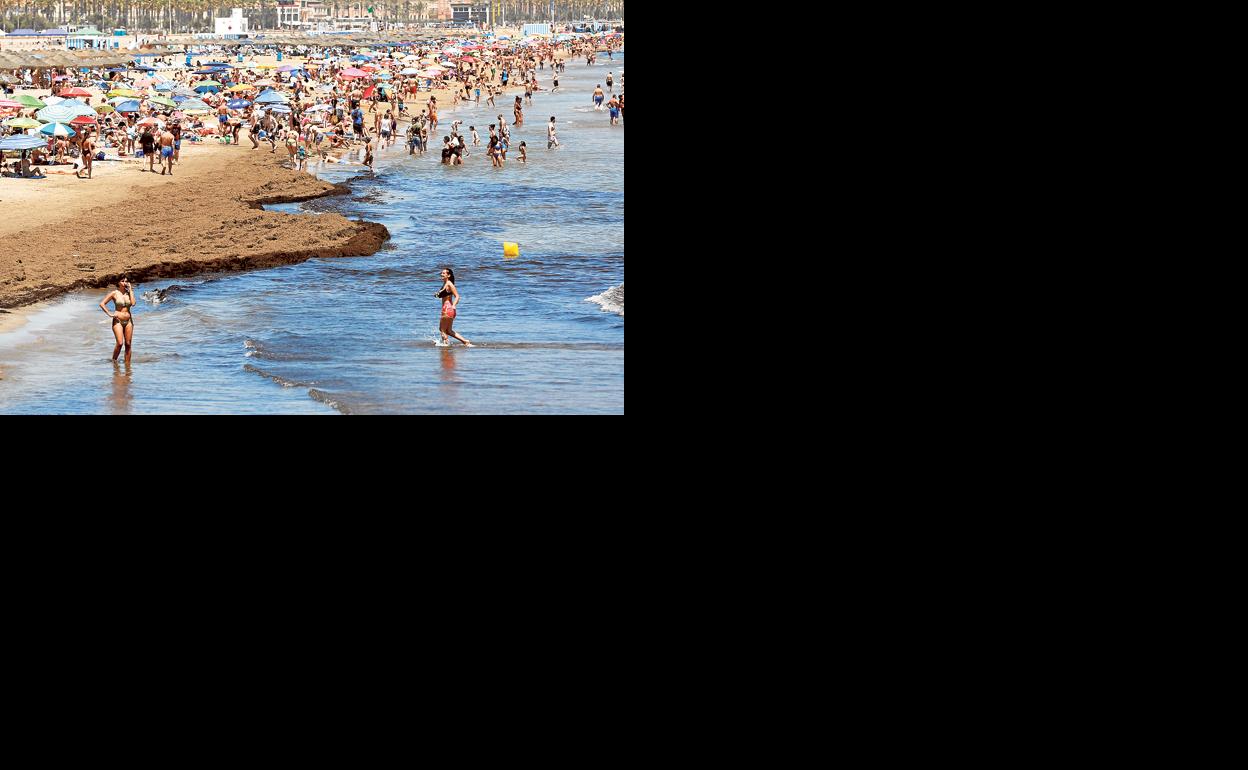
left=40, top=122, right=76, bottom=137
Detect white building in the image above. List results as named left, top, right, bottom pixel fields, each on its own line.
left=215, top=9, right=250, bottom=36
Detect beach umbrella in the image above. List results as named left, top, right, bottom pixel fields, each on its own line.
left=36, top=104, right=81, bottom=123
left=178, top=98, right=212, bottom=112
left=400, top=67, right=421, bottom=75
left=149, top=96, right=177, bottom=108
left=154, top=82, right=176, bottom=92
left=254, top=90, right=288, bottom=105
left=195, top=80, right=223, bottom=89
left=338, top=67, right=369, bottom=79
left=227, top=84, right=255, bottom=92
left=17, top=95, right=47, bottom=109
left=276, top=64, right=302, bottom=72
left=0, top=135, right=47, bottom=151
left=51, top=98, right=96, bottom=118
left=136, top=117, right=163, bottom=127
left=227, top=99, right=252, bottom=109
left=70, top=115, right=97, bottom=126
left=0, top=99, right=24, bottom=110
left=43, top=96, right=67, bottom=106
left=115, top=100, right=142, bottom=113
left=40, top=122, right=76, bottom=138
left=108, top=88, right=141, bottom=98
left=59, top=87, right=92, bottom=98
left=376, top=73, right=392, bottom=80
left=95, top=105, right=115, bottom=114
left=4, top=117, right=42, bottom=129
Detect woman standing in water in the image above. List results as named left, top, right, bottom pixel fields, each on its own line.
left=99, top=277, right=136, bottom=364
left=436, top=269, right=473, bottom=347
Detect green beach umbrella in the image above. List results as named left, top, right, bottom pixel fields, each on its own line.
left=17, top=95, right=46, bottom=109
left=4, top=117, right=42, bottom=129
left=95, top=105, right=116, bottom=114
left=149, top=96, right=176, bottom=108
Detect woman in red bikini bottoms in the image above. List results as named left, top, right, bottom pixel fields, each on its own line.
left=436, top=268, right=473, bottom=347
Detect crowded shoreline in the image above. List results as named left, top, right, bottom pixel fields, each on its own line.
left=1, top=29, right=623, bottom=313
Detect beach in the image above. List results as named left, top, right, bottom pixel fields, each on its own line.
left=2, top=31, right=623, bottom=413
left=0, top=142, right=389, bottom=310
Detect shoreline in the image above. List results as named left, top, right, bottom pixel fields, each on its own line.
left=0, top=144, right=390, bottom=310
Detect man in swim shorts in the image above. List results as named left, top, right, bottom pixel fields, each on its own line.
left=159, top=126, right=175, bottom=175
left=548, top=117, right=559, bottom=149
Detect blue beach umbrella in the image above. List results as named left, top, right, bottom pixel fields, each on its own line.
left=116, top=100, right=141, bottom=113
left=154, top=82, right=176, bottom=92
left=254, top=89, right=288, bottom=105
left=227, top=99, right=252, bottom=109
left=0, top=135, right=48, bottom=151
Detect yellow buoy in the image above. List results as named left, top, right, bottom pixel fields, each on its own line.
left=504, top=242, right=520, bottom=258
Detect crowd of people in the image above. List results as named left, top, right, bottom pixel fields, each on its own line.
left=2, top=31, right=623, bottom=181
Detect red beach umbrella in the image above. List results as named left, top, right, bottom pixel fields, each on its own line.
left=70, top=115, right=98, bottom=125
left=60, top=87, right=93, bottom=98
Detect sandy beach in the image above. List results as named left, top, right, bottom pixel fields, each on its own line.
left=0, top=141, right=389, bottom=309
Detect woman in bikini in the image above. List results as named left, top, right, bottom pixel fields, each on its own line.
left=99, top=277, right=136, bottom=364
left=435, top=269, right=473, bottom=347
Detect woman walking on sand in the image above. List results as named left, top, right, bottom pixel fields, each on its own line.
left=436, top=269, right=473, bottom=347
left=99, top=278, right=136, bottom=365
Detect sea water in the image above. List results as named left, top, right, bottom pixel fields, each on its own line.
left=0, top=53, right=624, bottom=414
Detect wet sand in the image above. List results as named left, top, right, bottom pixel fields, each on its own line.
left=0, top=143, right=388, bottom=309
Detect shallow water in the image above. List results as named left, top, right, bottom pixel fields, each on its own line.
left=0, top=53, right=624, bottom=414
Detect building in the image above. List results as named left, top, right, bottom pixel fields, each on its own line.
left=451, top=3, right=487, bottom=24
left=0, top=29, right=68, bottom=51
left=215, top=8, right=250, bottom=37
left=437, top=0, right=453, bottom=21
left=66, top=26, right=114, bottom=50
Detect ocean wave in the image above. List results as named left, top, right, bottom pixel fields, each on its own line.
left=142, top=284, right=191, bottom=306
left=586, top=284, right=624, bottom=316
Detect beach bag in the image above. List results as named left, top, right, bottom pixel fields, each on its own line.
left=135, top=150, right=144, bottom=158
left=96, top=152, right=105, bottom=161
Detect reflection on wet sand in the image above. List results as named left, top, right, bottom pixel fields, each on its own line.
left=110, top=361, right=132, bottom=414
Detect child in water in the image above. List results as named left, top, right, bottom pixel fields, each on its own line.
left=519, top=141, right=527, bottom=164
